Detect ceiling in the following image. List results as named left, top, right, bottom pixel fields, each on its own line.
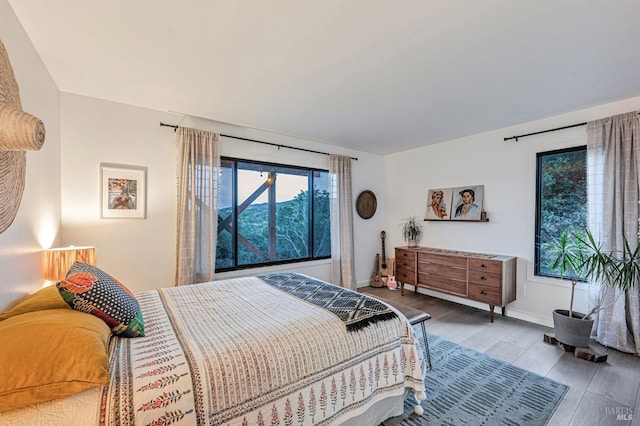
left=8, top=1, right=640, bottom=155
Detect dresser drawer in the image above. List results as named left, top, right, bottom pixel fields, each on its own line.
left=419, top=253, right=467, bottom=268
left=468, top=258, right=502, bottom=274
left=418, top=273, right=467, bottom=296
left=396, top=269, right=415, bottom=285
left=468, top=270, right=501, bottom=287
left=395, top=249, right=415, bottom=266
left=418, top=262, right=467, bottom=281
left=468, top=282, right=502, bottom=305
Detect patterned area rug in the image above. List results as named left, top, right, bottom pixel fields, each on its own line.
left=383, top=329, right=568, bottom=426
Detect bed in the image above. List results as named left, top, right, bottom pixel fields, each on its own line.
left=0, top=270, right=426, bottom=425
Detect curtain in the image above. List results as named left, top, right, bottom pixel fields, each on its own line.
left=586, top=111, right=640, bottom=355
left=175, top=127, right=221, bottom=286
left=329, top=154, right=357, bottom=290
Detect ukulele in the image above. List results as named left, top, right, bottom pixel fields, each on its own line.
left=370, top=253, right=384, bottom=287
left=386, top=275, right=398, bottom=290
left=378, top=231, right=393, bottom=283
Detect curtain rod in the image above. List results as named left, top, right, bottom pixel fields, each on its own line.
left=504, top=122, right=587, bottom=142
left=504, top=112, right=640, bottom=142
left=160, top=122, right=358, bottom=161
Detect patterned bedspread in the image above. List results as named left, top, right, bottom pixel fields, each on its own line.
left=101, top=274, right=426, bottom=425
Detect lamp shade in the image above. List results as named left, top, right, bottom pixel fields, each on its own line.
left=44, top=246, right=96, bottom=281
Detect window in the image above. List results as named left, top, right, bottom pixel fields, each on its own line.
left=216, top=158, right=330, bottom=271
left=535, top=146, right=587, bottom=279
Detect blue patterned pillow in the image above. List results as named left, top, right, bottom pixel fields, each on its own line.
left=56, top=262, right=144, bottom=338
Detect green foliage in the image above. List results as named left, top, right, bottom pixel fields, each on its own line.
left=215, top=226, right=234, bottom=269
left=547, top=228, right=640, bottom=318
left=276, top=190, right=310, bottom=260
left=547, top=230, right=587, bottom=281
left=401, top=216, right=423, bottom=242
left=312, top=190, right=331, bottom=257
left=614, top=238, right=640, bottom=292
left=547, top=229, right=587, bottom=317
left=215, top=188, right=330, bottom=268
left=537, top=148, right=587, bottom=277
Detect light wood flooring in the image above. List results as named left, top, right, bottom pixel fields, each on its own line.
left=360, top=286, right=640, bottom=426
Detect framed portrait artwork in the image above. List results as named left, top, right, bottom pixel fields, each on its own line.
left=451, top=185, right=484, bottom=221
left=425, top=185, right=485, bottom=221
left=100, top=163, right=147, bottom=219
left=425, top=188, right=453, bottom=220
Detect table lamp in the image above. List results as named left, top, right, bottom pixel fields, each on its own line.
left=44, top=246, right=96, bottom=282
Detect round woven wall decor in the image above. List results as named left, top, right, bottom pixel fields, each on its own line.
left=0, top=38, right=45, bottom=234
left=356, top=190, right=377, bottom=219
left=0, top=151, right=26, bottom=232
left=0, top=105, right=46, bottom=150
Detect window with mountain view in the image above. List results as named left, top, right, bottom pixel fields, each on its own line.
left=215, top=158, right=331, bottom=271
left=535, top=146, right=587, bottom=279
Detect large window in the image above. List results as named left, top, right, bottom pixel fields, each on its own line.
left=216, top=158, right=330, bottom=271
left=535, top=146, right=587, bottom=279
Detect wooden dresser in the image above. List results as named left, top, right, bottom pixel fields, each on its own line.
left=394, top=246, right=516, bottom=322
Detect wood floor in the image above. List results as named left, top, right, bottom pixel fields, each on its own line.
left=360, top=286, right=640, bottom=426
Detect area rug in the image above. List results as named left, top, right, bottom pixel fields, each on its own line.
left=383, top=329, right=569, bottom=426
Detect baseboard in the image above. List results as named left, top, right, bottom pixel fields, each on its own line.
left=402, top=284, right=553, bottom=328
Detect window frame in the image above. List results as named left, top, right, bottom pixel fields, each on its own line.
left=534, top=145, right=587, bottom=280
left=215, top=156, right=331, bottom=273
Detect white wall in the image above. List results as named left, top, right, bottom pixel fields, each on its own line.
left=60, top=94, right=177, bottom=292
left=9, top=0, right=639, bottom=325
left=0, top=0, right=61, bottom=310
left=385, top=95, right=640, bottom=327
left=60, top=96, right=386, bottom=291
left=56, top=91, right=640, bottom=325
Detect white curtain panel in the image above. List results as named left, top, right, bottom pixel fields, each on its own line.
left=587, top=111, right=640, bottom=355
left=175, top=127, right=221, bottom=286
left=329, top=154, right=357, bottom=290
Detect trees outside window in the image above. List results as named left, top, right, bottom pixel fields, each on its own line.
left=535, top=146, right=587, bottom=279
left=216, top=158, right=330, bottom=271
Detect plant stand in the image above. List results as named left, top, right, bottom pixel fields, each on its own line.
left=543, top=331, right=608, bottom=363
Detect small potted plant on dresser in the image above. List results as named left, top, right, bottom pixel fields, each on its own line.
left=401, top=216, right=423, bottom=248
left=548, top=229, right=640, bottom=348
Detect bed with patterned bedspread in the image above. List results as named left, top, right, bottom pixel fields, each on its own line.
left=1, top=272, right=426, bottom=425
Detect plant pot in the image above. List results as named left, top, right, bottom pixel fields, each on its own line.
left=552, top=309, right=594, bottom=347
left=407, top=239, right=418, bottom=248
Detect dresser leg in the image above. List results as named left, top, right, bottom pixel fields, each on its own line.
left=489, top=305, right=495, bottom=323
left=501, top=306, right=506, bottom=317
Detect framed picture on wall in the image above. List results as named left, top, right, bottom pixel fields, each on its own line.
left=425, top=188, right=453, bottom=220
left=100, top=163, right=147, bottom=219
left=451, top=185, right=484, bottom=220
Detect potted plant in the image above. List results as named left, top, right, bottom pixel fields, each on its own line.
left=401, top=216, right=423, bottom=248
left=547, top=229, right=640, bottom=347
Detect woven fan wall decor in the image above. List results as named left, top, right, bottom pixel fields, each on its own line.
left=0, top=38, right=46, bottom=234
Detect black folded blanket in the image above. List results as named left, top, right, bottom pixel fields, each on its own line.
left=258, top=272, right=397, bottom=331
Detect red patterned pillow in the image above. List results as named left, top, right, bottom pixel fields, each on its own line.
left=57, top=262, right=144, bottom=337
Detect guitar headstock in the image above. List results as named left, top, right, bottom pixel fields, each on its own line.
left=381, top=230, right=386, bottom=240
